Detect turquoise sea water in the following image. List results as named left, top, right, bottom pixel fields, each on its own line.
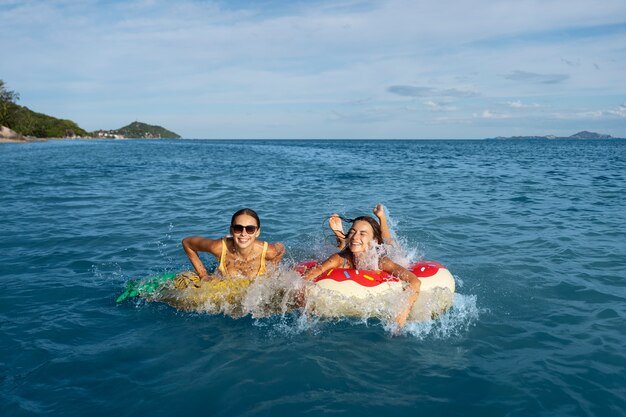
left=1, top=139, right=625, bottom=417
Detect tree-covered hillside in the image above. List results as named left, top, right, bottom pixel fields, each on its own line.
left=1, top=80, right=89, bottom=138
left=2, top=102, right=89, bottom=138
left=109, top=121, right=181, bottom=139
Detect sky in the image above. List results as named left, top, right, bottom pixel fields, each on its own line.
left=1, top=0, right=625, bottom=139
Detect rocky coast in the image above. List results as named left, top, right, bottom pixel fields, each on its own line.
left=0, top=125, right=85, bottom=143
left=0, top=125, right=29, bottom=143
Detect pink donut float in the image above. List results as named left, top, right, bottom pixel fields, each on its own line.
left=298, top=260, right=455, bottom=320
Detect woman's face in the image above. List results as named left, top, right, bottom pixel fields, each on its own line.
left=230, top=214, right=260, bottom=249
left=347, top=220, right=375, bottom=253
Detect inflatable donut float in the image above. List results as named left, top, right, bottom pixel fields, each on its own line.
left=298, top=260, right=455, bottom=321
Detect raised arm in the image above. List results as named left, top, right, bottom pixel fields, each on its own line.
left=181, top=236, right=222, bottom=280
left=379, top=257, right=421, bottom=329
left=302, top=253, right=344, bottom=281
left=329, top=213, right=346, bottom=249
left=373, top=204, right=395, bottom=246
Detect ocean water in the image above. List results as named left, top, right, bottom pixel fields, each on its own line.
left=1, top=139, right=625, bottom=417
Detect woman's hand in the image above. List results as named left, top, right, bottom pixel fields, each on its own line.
left=329, top=213, right=343, bottom=233
left=373, top=204, right=386, bottom=220
left=373, top=204, right=395, bottom=245
left=329, top=213, right=345, bottom=248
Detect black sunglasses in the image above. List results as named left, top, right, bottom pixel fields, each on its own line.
left=231, top=224, right=258, bottom=234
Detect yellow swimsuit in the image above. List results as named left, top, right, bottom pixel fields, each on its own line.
left=217, top=239, right=269, bottom=277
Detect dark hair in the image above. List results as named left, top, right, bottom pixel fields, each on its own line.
left=230, top=208, right=260, bottom=228
left=339, top=215, right=383, bottom=266
left=349, top=216, right=383, bottom=244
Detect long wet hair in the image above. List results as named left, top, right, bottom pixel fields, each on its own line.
left=230, top=208, right=261, bottom=228
left=339, top=215, right=383, bottom=267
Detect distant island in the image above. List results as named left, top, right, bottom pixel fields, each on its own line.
left=1, top=79, right=181, bottom=142
left=93, top=121, right=181, bottom=139
left=488, top=131, right=624, bottom=140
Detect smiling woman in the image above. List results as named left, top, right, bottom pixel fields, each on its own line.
left=114, top=208, right=287, bottom=308
left=302, top=205, right=422, bottom=329
left=181, top=208, right=285, bottom=280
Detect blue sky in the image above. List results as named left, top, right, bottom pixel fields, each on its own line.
left=1, top=0, right=625, bottom=138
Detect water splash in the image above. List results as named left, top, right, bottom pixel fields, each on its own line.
left=134, top=263, right=476, bottom=338
left=241, top=267, right=305, bottom=318
left=401, top=293, right=480, bottom=339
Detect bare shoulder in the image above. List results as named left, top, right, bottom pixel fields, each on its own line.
left=266, top=241, right=285, bottom=259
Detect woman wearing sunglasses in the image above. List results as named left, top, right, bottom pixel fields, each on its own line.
left=181, top=208, right=285, bottom=281
left=303, top=204, right=420, bottom=329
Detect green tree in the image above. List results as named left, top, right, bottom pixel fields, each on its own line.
left=0, top=79, right=20, bottom=126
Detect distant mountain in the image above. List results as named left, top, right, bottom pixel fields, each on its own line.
left=2, top=102, right=89, bottom=138
left=489, top=131, right=622, bottom=140
left=94, top=121, right=181, bottom=139
left=568, top=131, right=613, bottom=139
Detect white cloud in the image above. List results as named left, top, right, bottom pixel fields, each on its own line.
left=423, top=100, right=457, bottom=112
left=507, top=100, right=541, bottom=109
left=574, top=103, right=626, bottom=119
left=576, top=111, right=604, bottom=118
left=478, top=110, right=510, bottom=119
left=388, top=86, right=479, bottom=98
left=607, top=103, right=626, bottom=117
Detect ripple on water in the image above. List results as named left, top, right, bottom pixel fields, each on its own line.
left=2, top=139, right=626, bottom=416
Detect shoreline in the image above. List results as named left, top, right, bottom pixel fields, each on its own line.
left=2, top=136, right=624, bottom=144
left=0, top=136, right=182, bottom=144
left=0, top=136, right=97, bottom=144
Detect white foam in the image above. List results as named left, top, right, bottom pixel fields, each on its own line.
left=401, top=293, right=480, bottom=339
left=241, top=267, right=305, bottom=318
